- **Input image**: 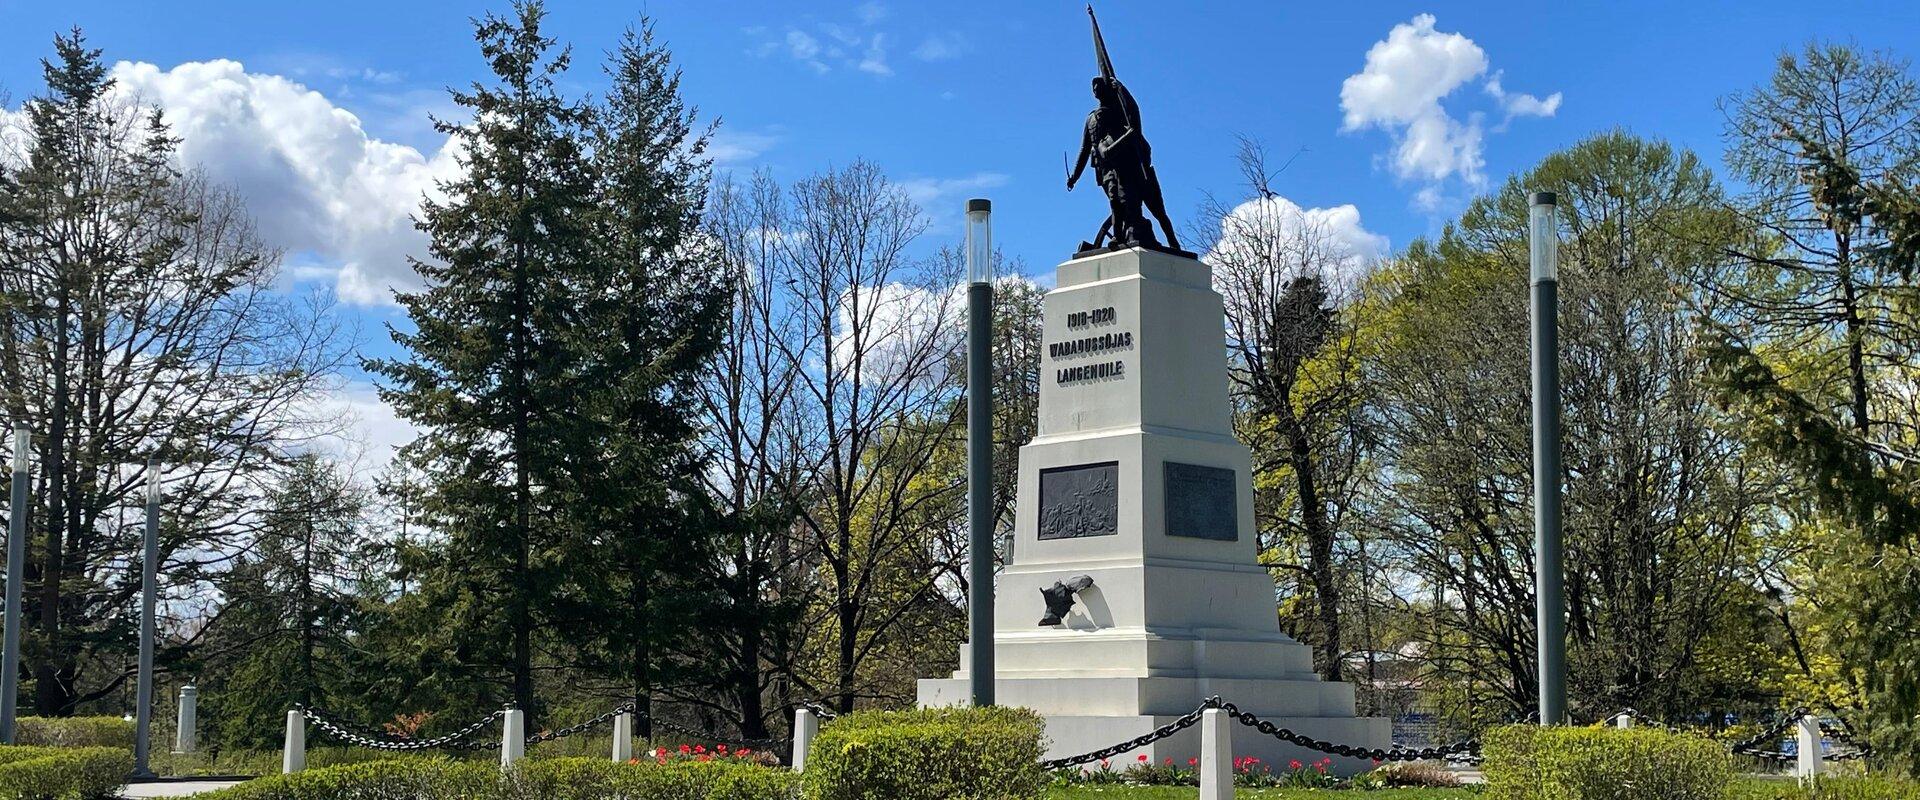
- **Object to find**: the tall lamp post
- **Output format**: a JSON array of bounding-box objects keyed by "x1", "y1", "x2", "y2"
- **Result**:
[
  {"x1": 964, "y1": 198, "x2": 995, "y2": 707},
  {"x1": 133, "y1": 462, "x2": 159, "y2": 778},
  {"x1": 1, "y1": 426, "x2": 27, "y2": 744},
  {"x1": 1529, "y1": 191, "x2": 1566, "y2": 724}
]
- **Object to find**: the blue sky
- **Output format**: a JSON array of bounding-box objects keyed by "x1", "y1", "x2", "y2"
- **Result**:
[{"x1": 2, "y1": 0, "x2": 1916, "y2": 462}]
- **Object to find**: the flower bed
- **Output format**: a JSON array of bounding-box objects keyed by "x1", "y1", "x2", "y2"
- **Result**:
[{"x1": 1054, "y1": 752, "x2": 1437, "y2": 790}]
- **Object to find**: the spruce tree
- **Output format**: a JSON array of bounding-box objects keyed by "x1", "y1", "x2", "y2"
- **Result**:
[
  {"x1": 368, "y1": 0, "x2": 599, "y2": 716},
  {"x1": 564, "y1": 21, "x2": 730, "y2": 734}
]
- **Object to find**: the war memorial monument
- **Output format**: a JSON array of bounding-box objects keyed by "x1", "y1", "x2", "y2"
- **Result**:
[{"x1": 917, "y1": 7, "x2": 1390, "y2": 771}]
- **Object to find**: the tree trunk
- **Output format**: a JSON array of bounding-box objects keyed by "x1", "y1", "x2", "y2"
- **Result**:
[
  {"x1": 299, "y1": 514, "x2": 315, "y2": 707},
  {"x1": 1285, "y1": 406, "x2": 1341, "y2": 682},
  {"x1": 835, "y1": 549, "x2": 857, "y2": 714},
  {"x1": 632, "y1": 568, "x2": 651, "y2": 739},
  {"x1": 34, "y1": 284, "x2": 70, "y2": 717}
]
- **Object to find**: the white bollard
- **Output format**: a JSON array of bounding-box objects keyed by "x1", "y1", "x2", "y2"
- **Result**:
[
  {"x1": 791, "y1": 708, "x2": 819, "y2": 772},
  {"x1": 611, "y1": 711, "x2": 633, "y2": 762},
  {"x1": 282, "y1": 709, "x2": 305, "y2": 774},
  {"x1": 1796, "y1": 714, "x2": 1822, "y2": 780},
  {"x1": 501, "y1": 708, "x2": 525, "y2": 767},
  {"x1": 1614, "y1": 712, "x2": 1632, "y2": 729},
  {"x1": 1200, "y1": 708, "x2": 1234, "y2": 800},
  {"x1": 173, "y1": 685, "x2": 197, "y2": 753}
]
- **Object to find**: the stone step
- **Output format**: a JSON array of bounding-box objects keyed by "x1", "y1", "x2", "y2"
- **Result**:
[
  {"x1": 951, "y1": 632, "x2": 1318, "y2": 681},
  {"x1": 1040, "y1": 713, "x2": 1393, "y2": 777},
  {"x1": 919, "y1": 675, "x2": 1359, "y2": 717}
]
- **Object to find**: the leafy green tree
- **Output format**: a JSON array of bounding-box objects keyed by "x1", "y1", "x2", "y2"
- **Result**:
[
  {"x1": 367, "y1": 0, "x2": 601, "y2": 718},
  {"x1": 1362, "y1": 133, "x2": 1779, "y2": 721},
  {"x1": 1710, "y1": 42, "x2": 1920, "y2": 773}
]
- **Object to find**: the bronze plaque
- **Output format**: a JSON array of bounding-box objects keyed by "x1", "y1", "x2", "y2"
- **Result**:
[
  {"x1": 1038, "y1": 462, "x2": 1119, "y2": 540},
  {"x1": 1164, "y1": 462, "x2": 1237, "y2": 541}
]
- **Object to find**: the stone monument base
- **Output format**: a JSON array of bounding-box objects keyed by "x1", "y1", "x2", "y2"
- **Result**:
[
  {"x1": 918, "y1": 674, "x2": 1391, "y2": 775},
  {"x1": 917, "y1": 630, "x2": 1392, "y2": 775}
]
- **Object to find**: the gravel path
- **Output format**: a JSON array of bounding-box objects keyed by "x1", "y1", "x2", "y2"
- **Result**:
[{"x1": 121, "y1": 779, "x2": 247, "y2": 798}]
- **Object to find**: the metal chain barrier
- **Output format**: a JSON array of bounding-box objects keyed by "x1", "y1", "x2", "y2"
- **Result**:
[
  {"x1": 1818, "y1": 719, "x2": 1874, "y2": 760},
  {"x1": 1039, "y1": 698, "x2": 1216, "y2": 770},
  {"x1": 524, "y1": 702, "x2": 635, "y2": 746},
  {"x1": 1728, "y1": 707, "x2": 1810, "y2": 758},
  {"x1": 1216, "y1": 699, "x2": 1482, "y2": 764},
  {"x1": 301, "y1": 697, "x2": 854, "y2": 756},
  {"x1": 304, "y1": 706, "x2": 505, "y2": 752}
]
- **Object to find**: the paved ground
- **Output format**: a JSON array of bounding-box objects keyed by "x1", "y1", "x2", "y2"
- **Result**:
[{"x1": 120, "y1": 779, "x2": 247, "y2": 798}]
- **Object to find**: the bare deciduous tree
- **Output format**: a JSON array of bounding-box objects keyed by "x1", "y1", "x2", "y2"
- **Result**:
[
  {"x1": 0, "y1": 32, "x2": 347, "y2": 715},
  {"x1": 1197, "y1": 138, "x2": 1373, "y2": 681}
]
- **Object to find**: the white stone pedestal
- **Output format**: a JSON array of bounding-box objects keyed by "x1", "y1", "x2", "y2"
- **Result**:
[{"x1": 918, "y1": 247, "x2": 1389, "y2": 773}]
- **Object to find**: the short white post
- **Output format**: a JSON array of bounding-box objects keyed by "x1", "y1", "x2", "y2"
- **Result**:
[
  {"x1": 611, "y1": 711, "x2": 633, "y2": 762},
  {"x1": 1200, "y1": 708, "x2": 1234, "y2": 800},
  {"x1": 1796, "y1": 713, "x2": 1822, "y2": 780},
  {"x1": 1614, "y1": 712, "x2": 1632, "y2": 729},
  {"x1": 501, "y1": 708, "x2": 525, "y2": 767},
  {"x1": 791, "y1": 708, "x2": 819, "y2": 772},
  {"x1": 281, "y1": 709, "x2": 305, "y2": 774},
  {"x1": 173, "y1": 685, "x2": 198, "y2": 753}
]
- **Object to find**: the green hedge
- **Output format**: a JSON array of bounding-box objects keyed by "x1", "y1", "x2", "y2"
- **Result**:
[
  {"x1": 499, "y1": 757, "x2": 798, "y2": 799},
  {"x1": 1733, "y1": 776, "x2": 1920, "y2": 800},
  {"x1": 802, "y1": 706, "x2": 1046, "y2": 800},
  {"x1": 196, "y1": 756, "x2": 797, "y2": 800},
  {"x1": 192, "y1": 759, "x2": 491, "y2": 800},
  {"x1": 12, "y1": 718, "x2": 134, "y2": 750},
  {"x1": 0, "y1": 745, "x2": 134, "y2": 800},
  {"x1": 1484, "y1": 725, "x2": 1733, "y2": 800}
]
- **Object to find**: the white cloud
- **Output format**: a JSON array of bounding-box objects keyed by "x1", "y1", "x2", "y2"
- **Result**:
[
  {"x1": 708, "y1": 127, "x2": 781, "y2": 165},
  {"x1": 897, "y1": 172, "x2": 1009, "y2": 213},
  {"x1": 1485, "y1": 70, "x2": 1562, "y2": 125},
  {"x1": 312, "y1": 380, "x2": 420, "y2": 476},
  {"x1": 1203, "y1": 194, "x2": 1388, "y2": 293},
  {"x1": 785, "y1": 30, "x2": 829, "y2": 73},
  {"x1": 105, "y1": 59, "x2": 458, "y2": 305},
  {"x1": 1339, "y1": 15, "x2": 1559, "y2": 204},
  {"x1": 858, "y1": 33, "x2": 893, "y2": 77},
  {"x1": 754, "y1": 10, "x2": 900, "y2": 78},
  {"x1": 830, "y1": 281, "x2": 959, "y2": 384},
  {"x1": 913, "y1": 33, "x2": 966, "y2": 62}
]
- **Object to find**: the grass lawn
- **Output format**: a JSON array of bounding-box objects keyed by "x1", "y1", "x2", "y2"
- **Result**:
[{"x1": 1045, "y1": 787, "x2": 1478, "y2": 800}]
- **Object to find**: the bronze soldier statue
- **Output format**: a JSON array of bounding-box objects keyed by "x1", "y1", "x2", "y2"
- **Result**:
[{"x1": 1067, "y1": 5, "x2": 1185, "y2": 256}]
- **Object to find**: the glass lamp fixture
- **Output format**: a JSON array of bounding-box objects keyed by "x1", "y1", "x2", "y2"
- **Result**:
[
  {"x1": 965, "y1": 198, "x2": 992, "y2": 285},
  {"x1": 1529, "y1": 191, "x2": 1558, "y2": 283}
]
